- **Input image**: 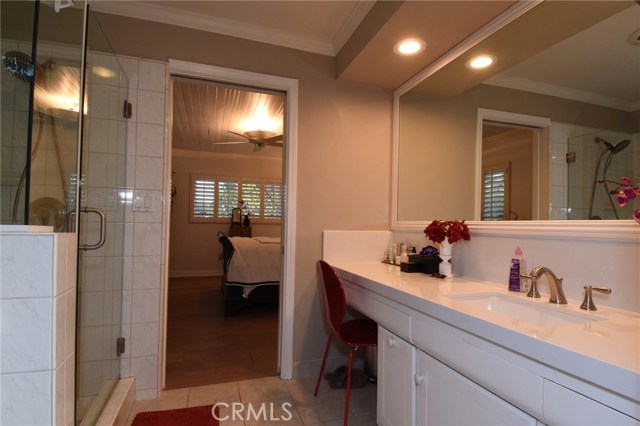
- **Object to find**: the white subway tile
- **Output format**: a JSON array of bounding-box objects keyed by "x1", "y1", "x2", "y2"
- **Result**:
[
  {"x1": 130, "y1": 356, "x2": 158, "y2": 391},
  {"x1": 130, "y1": 322, "x2": 159, "y2": 358},
  {"x1": 54, "y1": 294, "x2": 66, "y2": 368},
  {"x1": 0, "y1": 371, "x2": 52, "y2": 425},
  {"x1": 117, "y1": 56, "x2": 139, "y2": 89},
  {"x1": 131, "y1": 289, "x2": 160, "y2": 324},
  {"x1": 132, "y1": 256, "x2": 161, "y2": 289},
  {"x1": 136, "y1": 90, "x2": 165, "y2": 125},
  {"x1": 138, "y1": 61, "x2": 167, "y2": 92},
  {"x1": 134, "y1": 156, "x2": 163, "y2": 190},
  {"x1": 0, "y1": 298, "x2": 53, "y2": 373},
  {"x1": 1, "y1": 234, "x2": 54, "y2": 298},
  {"x1": 133, "y1": 223, "x2": 162, "y2": 256},
  {"x1": 136, "y1": 123, "x2": 164, "y2": 158}
]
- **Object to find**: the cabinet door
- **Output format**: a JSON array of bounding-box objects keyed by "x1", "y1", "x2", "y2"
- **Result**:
[
  {"x1": 377, "y1": 326, "x2": 415, "y2": 426},
  {"x1": 416, "y1": 350, "x2": 537, "y2": 426}
]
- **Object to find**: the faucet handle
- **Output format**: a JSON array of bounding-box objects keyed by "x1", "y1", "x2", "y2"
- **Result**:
[
  {"x1": 520, "y1": 274, "x2": 540, "y2": 298},
  {"x1": 580, "y1": 285, "x2": 612, "y2": 311}
]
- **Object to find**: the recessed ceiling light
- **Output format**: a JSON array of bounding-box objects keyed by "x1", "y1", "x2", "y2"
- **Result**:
[
  {"x1": 467, "y1": 55, "x2": 497, "y2": 69},
  {"x1": 394, "y1": 38, "x2": 426, "y2": 56}
]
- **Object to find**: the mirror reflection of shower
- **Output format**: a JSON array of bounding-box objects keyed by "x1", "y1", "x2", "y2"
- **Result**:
[
  {"x1": 589, "y1": 137, "x2": 631, "y2": 220},
  {"x1": 567, "y1": 129, "x2": 638, "y2": 220},
  {"x1": 2, "y1": 50, "x2": 81, "y2": 230}
]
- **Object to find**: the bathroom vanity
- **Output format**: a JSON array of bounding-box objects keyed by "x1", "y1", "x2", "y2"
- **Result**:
[{"x1": 322, "y1": 232, "x2": 640, "y2": 426}]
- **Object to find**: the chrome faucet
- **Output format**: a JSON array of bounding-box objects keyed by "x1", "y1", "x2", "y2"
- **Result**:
[{"x1": 523, "y1": 266, "x2": 567, "y2": 304}]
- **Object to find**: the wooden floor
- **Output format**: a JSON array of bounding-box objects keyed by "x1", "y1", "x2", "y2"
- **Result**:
[{"x1": 165, "y1": 276, "x2": 279, "y2": 389}]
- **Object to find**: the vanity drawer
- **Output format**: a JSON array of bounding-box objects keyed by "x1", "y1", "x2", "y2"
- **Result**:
[
  {"x1": 412, "y1": 312, "x2": 544, "y2": 421},
  {"x1": 343, "y1": 282, "x2": 411, "y2": 341},
  {"x1": 543, "y1": 380, "x2": 639, "y2": 425}
]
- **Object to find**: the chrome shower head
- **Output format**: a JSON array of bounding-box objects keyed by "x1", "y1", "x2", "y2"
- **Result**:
[
  {"x1": 611, "y1": 139, "x2": 631, "y2": 154},
  {"x1": 2, "y1": 51, "x2": 36, "y2": 82}
]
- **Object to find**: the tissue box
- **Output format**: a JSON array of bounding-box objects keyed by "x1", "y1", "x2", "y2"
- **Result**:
[{"x1": 400, "y1": 254, "x2": 441, "y2": 274}]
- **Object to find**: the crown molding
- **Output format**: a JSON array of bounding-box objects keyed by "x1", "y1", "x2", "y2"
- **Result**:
[
  {"x1": 485, "y1": 75, "x2": 636, "y2": 112},
  {"x1": 89, "y1": 1, "x2": 336, "y2": 56},
  {"x1": 332, "y1": 1, "x2": 375, "y2": 53}
]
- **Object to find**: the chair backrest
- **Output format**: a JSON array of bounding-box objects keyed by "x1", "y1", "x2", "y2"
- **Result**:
[{"x1": 316, "y1": 260, "x2": 347, "y2": 337}]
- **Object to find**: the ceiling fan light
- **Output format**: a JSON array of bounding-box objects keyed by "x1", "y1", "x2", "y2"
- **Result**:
[{"x1": 244, "y1": 130, "x2": 276, "y2": 140}]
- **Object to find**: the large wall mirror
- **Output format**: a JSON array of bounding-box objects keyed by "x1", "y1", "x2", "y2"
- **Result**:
[{"x1": 393, "y1": 0, "x2": 639, "y2": 237}]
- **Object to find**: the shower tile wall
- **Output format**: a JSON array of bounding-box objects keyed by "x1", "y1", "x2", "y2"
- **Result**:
[
  {"x1": 118, "y1": 56, "x2": 167, "y2": 401},
  {"x1": 0, "y1": 227, "x2": 77, "y2": 426},
  {"x1": 77, "y1": 54, "x2": 167, "y2": 411}
]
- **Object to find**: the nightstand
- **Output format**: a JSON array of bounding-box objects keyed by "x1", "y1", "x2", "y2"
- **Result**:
[{"x1": 229, "y1": 224, "x2": 252, "y2": 237}]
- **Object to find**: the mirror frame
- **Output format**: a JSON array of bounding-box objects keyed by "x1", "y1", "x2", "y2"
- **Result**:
[{"x1": 391, "y1": 0, "x2": 639, "y2": 242}]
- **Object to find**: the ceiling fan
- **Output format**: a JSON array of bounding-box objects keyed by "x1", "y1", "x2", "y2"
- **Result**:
[{"x1": 214, "y1": 130, "x2": 284, "y2": 151}]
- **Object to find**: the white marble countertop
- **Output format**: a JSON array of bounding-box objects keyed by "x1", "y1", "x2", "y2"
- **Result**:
[{"x1": 331, "y1": 261, "x2": 640, "y2": 402}]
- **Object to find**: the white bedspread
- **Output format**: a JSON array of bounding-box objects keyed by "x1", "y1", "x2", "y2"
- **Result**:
[{"x1": 226, "y1": 237, "x2": 281, "y2": 288}]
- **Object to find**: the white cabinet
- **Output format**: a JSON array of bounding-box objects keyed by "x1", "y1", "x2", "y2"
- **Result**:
[
  {"x1": 377, "y1": 326, "x2": 415, "y2": 426},
  {"x1": 415, "y1": 350, "x2": 536, "y2": 426}
]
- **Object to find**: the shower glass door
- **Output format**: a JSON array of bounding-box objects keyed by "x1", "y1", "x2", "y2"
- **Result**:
[
  {"x1": 1, "y1": 0, "x2": 84, "y2": 229},
  {"x1": 75, "y1": 10, "x2": 129, "y2": 425}
]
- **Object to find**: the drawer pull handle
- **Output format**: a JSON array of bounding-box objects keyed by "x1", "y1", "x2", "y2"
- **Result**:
[
  {"x1": 414, "y1": 374, "x2": 424, "y2": 386},
  {"x1": 387, "y1": 337, "x2": 395, "y2": 348}
]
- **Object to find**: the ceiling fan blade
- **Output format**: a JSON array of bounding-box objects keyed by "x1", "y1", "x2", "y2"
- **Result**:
[
  {"x1": 213, "y1": 141, "x2": 249, "y2": 145},
  {"x1": 263, "y1": 134, "x2": 284, "y2": 144},
  {"x1": 228, "y1": 130, "x2": 250, "y2": 140}
]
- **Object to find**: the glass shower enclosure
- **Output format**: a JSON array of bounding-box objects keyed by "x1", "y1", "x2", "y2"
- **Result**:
[
  {"x1": 1, "y1": 2, "x2": 129, "y2": 424},
  {"x1": 567, "y1": 130, "x2": 638, "y2": 220}
]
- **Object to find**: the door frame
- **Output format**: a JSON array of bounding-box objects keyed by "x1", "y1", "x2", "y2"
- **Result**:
[{"x1": 160, "y1": 59, "x2": 297, "y2": 387}]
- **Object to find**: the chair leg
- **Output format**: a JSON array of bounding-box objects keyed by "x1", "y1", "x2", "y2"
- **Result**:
[
  {"x1": 343, "y1": 346, "x2": 355, "y2": 426},
  {"x1": 314, "y1": 334, "x2": 333, "y2": 397}
]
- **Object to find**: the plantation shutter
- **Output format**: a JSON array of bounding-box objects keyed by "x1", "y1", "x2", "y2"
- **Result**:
[
  {"x1": 192, "y1": 178, "x2": 215, "y2": 218},
  {"x1": 217, "y1": 179, "x2": 239, "y2": 218},
  {"x1": 263, "y1": 183, "x2": 283, "y2": 219},
  {"x1": 482, "y1": 163, "x2": 510, "y2": 221},
  {"x1": 241, "y1": 181, "x2": 261, "y2": 216}
]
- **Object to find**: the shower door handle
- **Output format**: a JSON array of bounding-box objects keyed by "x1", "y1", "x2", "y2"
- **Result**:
[{"x1": 80, "y1": 207, "x2": 107, "y2": 251}]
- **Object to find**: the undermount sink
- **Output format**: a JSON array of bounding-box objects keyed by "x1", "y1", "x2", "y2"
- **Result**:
[{"x1": 447, "y1": 293, "x2": 605, "y2": 327}]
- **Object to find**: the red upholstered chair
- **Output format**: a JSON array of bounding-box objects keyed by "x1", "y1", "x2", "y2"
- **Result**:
[{"x1": 314, "y1": 260, "x2": 377, "y2": 426}]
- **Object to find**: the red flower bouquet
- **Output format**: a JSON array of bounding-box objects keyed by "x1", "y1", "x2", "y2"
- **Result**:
[{"x1": 424, "y1": 220, "x2": 471, "y2": 244}]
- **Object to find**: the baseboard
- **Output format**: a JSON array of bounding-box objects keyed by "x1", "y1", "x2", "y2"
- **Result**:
[{"x1": 169, "y1": 269, "x2": 222, "y2": 278}]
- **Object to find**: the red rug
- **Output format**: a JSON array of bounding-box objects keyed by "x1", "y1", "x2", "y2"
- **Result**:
[{"x1": 132, "y1": 405, "x2": 219, "y2": 426}]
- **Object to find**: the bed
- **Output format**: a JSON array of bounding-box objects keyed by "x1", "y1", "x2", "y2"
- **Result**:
[{"x1": 217, "y1": 232, "x2": 281, "y2": 316}]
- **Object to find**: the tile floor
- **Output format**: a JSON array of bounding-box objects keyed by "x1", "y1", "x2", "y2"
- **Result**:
[{"x1": 125, "y1": 376, "x2": 377, "y2": 426}]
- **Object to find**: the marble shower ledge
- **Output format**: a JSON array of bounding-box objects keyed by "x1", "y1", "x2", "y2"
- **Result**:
[{"x1": 0, "y1": 225, "x2": 54, "y2": 233}]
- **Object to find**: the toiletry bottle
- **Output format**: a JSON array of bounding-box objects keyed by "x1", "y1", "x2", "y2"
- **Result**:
[
  {"x1": 508, "y1": 247, "x2": 523, "y2": 292},
  {"x1": 400, "y1": 246, "x2": 409, "y2": 264},
  {"x1": 518, "y1": 248, "x2": 528, "y2": 293}
]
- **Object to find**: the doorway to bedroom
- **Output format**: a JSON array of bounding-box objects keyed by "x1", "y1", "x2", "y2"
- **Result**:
[{"x1": 165, "y1": 76, "x2": 285, "y2": 389}]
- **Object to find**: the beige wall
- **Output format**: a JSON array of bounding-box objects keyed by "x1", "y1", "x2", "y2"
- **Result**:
[
  {"x1": 169, "y1": 149, "x2": 282, "y2": 277},
  {"x1": 94, "y1": 13, "x2": 392, "y2": 374}
]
